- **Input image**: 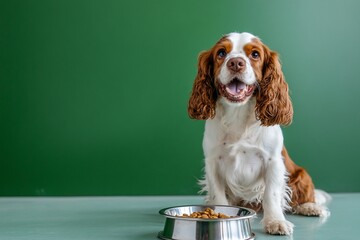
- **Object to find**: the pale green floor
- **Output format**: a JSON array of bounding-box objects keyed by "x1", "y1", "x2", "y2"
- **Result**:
[{"x1": 0, "y1": 193, "x2": 359, "y2": 240}]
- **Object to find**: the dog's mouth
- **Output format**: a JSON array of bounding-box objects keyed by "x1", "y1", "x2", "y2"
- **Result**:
[{"x1": 218, "y1": 78, "x2": 255, "y2": 103}]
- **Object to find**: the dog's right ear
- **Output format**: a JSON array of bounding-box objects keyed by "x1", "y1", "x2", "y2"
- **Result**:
[
  {"x1": 255, "y1": 48, "x2": 293, "y2": 126},
  {"x1": 188, "y1": 50, "x2": 217, "y2": 120}
]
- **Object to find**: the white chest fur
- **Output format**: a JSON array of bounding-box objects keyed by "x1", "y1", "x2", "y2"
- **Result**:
[{"x1": 202, "y1": 98, "x2": 284, "y2": 203}]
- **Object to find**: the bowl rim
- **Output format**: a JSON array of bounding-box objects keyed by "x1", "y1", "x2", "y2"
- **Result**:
[{"x1": 158, "y1": 204, "x2": 256, "y2": 222}]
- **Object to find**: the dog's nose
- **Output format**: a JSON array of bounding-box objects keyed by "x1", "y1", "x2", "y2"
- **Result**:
[{"x1": 227, "y1": 57, "x2": 246, "y2": 72}]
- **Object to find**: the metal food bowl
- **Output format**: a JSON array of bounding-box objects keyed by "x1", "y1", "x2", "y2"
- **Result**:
[{"x1": 158, "y1": 205, "x2": 256, "y2": 240}]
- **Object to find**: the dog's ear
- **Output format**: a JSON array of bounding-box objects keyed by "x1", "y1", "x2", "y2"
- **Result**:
[
  {"x1": 255, "y1": 48, "x2": 293, "y2": 126},
  {"x1": 188, "y1": 50, "x2": 217, "y2": 120}
]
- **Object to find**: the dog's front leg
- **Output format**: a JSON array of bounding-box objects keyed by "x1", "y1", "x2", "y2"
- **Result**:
[
  {"x1": 203, "y1": 158, "x2": 229, "y2": 205},
  {"x1": 262, "y1": 159, "x2": 294, "y2": 235}
]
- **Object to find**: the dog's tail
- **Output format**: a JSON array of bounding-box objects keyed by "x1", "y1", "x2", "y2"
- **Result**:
[{"x1": 315, "y1": 189, "x2": 332, "y2": 206}]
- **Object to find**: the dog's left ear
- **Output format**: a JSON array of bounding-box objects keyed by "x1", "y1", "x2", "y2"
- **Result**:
[
  {"x1": 255, "y1": 48, "x2": 293, "y2": 126},
  {"x1": 188, "y1": 50, "x2": 217, "y2": 120}
]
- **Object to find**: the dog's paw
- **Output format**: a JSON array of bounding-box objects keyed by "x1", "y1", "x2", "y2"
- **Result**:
[
  {"x1": 263, "y1": 219, "x2": 294, "y2": 235},
  {"x1": 293, "y1": 202, "x2": 330, "y2": 217},
  {"x1": 204, "y1": 194, "x2": 229, "y2": 206}
]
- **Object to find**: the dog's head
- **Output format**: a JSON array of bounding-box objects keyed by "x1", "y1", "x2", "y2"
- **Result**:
[{"x1": 188, "y1": 32, "x2": 293, "y2": 126}]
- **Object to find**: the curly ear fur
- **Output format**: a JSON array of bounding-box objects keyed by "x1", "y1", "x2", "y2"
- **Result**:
[
  {"x1": 255, "y1": 49, "x2": 293, "y2": 126},
  {"x1": 188, "y1": 50, "x2": 217, "y2": 120}
]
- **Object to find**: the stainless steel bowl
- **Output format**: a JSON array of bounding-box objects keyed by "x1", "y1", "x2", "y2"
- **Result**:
[{"x1": 158, "y1": 205, "x2": 256, "y2": 240}]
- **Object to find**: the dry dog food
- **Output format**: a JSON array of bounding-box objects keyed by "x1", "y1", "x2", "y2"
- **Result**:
[{"x1": 178, "y1": 208, "x2": 234, "y2": 219}]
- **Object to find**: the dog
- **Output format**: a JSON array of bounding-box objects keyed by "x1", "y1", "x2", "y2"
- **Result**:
[{"x1": 188, "y1": 32, "x2": 330, "y2": 235}]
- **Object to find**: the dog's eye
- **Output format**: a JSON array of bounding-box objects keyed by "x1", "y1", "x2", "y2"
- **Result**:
[
  {"x1": 217, "y1": 49, "x2": 227, "y2": 59},
  {"x1": 250, "y1": 50, "x2": 260, "y2": 59}
]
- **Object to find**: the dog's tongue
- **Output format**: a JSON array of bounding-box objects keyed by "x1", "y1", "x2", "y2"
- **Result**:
[{"x1": 227, "y1": 80, "x2": 246, "y2": 95}]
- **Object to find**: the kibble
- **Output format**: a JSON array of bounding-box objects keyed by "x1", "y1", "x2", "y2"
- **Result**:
[{"x1": 177, "y1": 208, "x2": 234, "y2": 219}]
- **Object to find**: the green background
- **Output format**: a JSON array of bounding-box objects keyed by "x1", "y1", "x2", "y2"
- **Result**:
[{"x1": 1, "y1": 0, "x2": 359, "y2": 196}]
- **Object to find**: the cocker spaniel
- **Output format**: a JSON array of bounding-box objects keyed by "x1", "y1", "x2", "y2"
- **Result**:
[{"x1": 188, "y1": 32, "x2": 330, "y2": 235}]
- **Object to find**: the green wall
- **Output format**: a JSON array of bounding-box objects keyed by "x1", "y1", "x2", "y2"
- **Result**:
[{"x1": 1, "y1": 0, "x2": 359, "y2": 196}]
